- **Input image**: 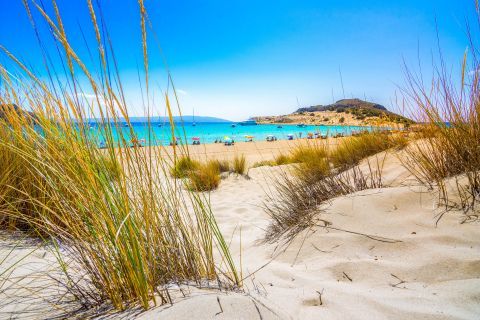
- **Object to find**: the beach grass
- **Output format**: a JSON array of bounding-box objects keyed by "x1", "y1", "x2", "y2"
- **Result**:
[
  {"x1": 212, "y1": 159, "x2": 231, "y2": 173},
  {"x1": 263, "y1": 134, "x2": 398, "y2": 242},
  {"x1": 331, "y1": 131, "x2": 407, "y2": 168},
  {"x1": 401, "y1": 24, "x2": 480, "y2": 217},
  {"x1": 0, "y1": 0, "x2": 239, "y2": 312},
  {"x1": 232, "y1": 154, "x2": 247, "y2": 175},
  {"x1": 188, "y1": 160, "x2": 222, "y2": 191},
  {"x1": 171, "y1": 156, "x2": 201, "y2": 178}
]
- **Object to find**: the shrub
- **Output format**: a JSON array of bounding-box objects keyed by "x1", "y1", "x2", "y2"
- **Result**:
[
  {"x1": 232, "y1": 155, "x2": 247, "y2": 175},
  {"x1": 188, "y1": 161, "x2": 221, "y2": 191},
  {"x1": 216, "y1": 159, "x2": 231, "y2": 173},
  {"x1": 274, "y1": 153, "x2": 293, "y2": 165},
  {"x1": 339, "y1": 116, "x2": 345, "y2": 123},
  {"x1": 170, "y1": 156, "x2": 200, "y2": 178}
]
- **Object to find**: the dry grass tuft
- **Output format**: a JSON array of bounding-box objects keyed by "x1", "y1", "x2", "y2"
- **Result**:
[
  {"x1": 171, "y1": 156, "x2": 200, "y2": 178},
  {"x1": 232, "y1": 155, "x2": 247, "y2": 175},
  {"x1": 274, "y1": 153, "x2": 293, "y2": 165},
  {"x1": 214, "y1": 159, "x2": 231, "y2": 173},
  {"x1": 188, "y1": 161, "x2": 221, "y2": 191}
]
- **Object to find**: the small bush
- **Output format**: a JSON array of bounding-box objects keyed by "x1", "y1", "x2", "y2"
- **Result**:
[
  {"x1": 339, "y1": 116, "x2": 345, "y2": 123},
  {"x1": 188, "y1": 161, "x2": 221, "y2": 191},
  {"x1": 233, "y1": 155, "x2": 247, "y2": 175},
  {"x1": 274, "y1": 154, "x2": 293, "y2": 165},
  {"x1": 208, "y1": 159, "x2": 231, "y2": 173},
  {"x1": 170, "y1": 156, "x2": 200, "y2": 178}
]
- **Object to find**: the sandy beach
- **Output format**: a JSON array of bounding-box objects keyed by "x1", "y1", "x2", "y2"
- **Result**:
[
  {"x1": 1, "y1": 1, "x2": 478, "y2": 318},
  {"x1": 157, "y1": 138, "x2": 346, "y2": 165},
  {"x1": 1, "y1": 145, "x2": 479, "y2": 320}
]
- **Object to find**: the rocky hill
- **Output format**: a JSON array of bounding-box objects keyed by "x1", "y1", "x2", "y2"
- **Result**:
[{"x1": 255, "y1": 99, "x2": 413, "y2": 127}]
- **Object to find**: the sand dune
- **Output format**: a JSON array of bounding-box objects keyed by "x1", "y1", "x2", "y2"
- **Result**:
[{"x1": 1, "y1": 150, "x2": 479, "y2": 319}]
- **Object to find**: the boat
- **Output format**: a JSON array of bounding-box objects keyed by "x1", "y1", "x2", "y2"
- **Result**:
[
  {"x1": 296, "y1": 123, "x2": 306, "y2": 128},
  {"x1": 192, "y1": 108, "x2": 196, "y2": 126},
  {"x1": 277, "y1": 125, "x2": 283, "y2": 129},
  {"x1": 231, "y1": 124, "x2": 237, "y2": 128},
  {"x1": 239, "y1": 118, "x2": 257, "y2": 126}
]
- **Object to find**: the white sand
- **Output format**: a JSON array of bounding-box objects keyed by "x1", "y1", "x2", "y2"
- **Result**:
[{"x1": 1, "y1": 150, "x2": 479, "y2": 319}]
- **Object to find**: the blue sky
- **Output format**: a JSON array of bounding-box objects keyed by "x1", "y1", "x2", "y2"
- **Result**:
[{"x1": 0, "y1": 0, "x2": 473, "y2": 120}]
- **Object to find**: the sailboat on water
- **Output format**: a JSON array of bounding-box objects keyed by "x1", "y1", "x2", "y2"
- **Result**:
[{"x1": 192, "y1": 108, "x2": 196, "y2": 126}]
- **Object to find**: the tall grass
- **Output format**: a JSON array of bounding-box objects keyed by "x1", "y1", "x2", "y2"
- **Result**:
[
  {"x1": 263, "y1": 133, "x2": 400, "y2": 242},
  {"x1": 400, "y1": 3, "x2": 480, "y2": 218},
  {"x1": 170, "y1": 156, "x2": 200, "y2": 178},
  {"x1": 331, "y1": 131, "x2": 407, "y2": 168},
  {"x1": 0, "y1": 0, "x2": 238, "y2": 312},
  {"x1": 232, "y1": 154, "x2": 247, "y2": 175},
  {"x1": 188, "y1": 160, "x2": 221, "y2": 191}
]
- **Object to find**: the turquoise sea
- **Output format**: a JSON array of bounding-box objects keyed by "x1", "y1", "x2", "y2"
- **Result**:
[{"x1": 87, "y1": 122, "x2": 372, "y2": 147}]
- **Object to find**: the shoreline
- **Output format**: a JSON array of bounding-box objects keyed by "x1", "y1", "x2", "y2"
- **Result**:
[{"x1": 138, "y1": 137, "x2": 348, "y2": 165}]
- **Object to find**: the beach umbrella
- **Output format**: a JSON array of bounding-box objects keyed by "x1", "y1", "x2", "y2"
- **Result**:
[{"x1": 192, "y1": 137, "x2": 200, "y2": 141}]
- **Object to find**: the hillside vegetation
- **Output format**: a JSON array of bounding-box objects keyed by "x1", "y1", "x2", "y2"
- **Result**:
[{"x1": 255, "y1": 98, "x2": 414, "y2": 127}]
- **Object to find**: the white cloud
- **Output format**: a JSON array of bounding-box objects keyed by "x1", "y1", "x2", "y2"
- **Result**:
[
  {"x1": 176, "y1": 89, "x2": 188, "y2": 96},
  {"x1": 76, "y1": 93, "x2": 105, "y2": 103}
]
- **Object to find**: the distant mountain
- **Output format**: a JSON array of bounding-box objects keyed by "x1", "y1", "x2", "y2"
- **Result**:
[
  {"x1": 128, "y1": 115, "x2": 232, "y2": 123},
  {"x1": 296, "y1": 99, "x2": 387, "y2": 113},
  {"x1": 255, "y1": 98, "x2": 414, "y2": 127}
]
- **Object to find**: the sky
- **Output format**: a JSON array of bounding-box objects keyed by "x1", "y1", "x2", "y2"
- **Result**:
[{"x1": 0, "y1": 0, "x2": 474, "y2": 121}]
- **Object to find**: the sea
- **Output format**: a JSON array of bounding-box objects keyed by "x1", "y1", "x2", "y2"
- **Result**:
[{"x1": 85, "y1": 122, "x2": 372, "y2": 147}]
